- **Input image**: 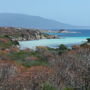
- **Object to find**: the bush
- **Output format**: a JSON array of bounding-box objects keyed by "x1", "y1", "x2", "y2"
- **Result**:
[
  {"x1": 59, "y1": 44, "x2": 68, "y2": 50},
  {"x1": 21, "y1": 60, "x2": 48, "y2": 67},
  {"x1": 58, "y1": 44, "x2": 68, "y2": 54},
  {"x1": 87, "y1": 38, "x2": 90, "y2": 43},
  {"x1": 64, "y1": 87, "x2": 81, "y2": 90},
  {"x1": 8, "y1": 50, "x2": 49, "y2": 67},
  {"x1": 0, "y1": 35, "x2": 18, "y2": 48},
  {"x1": 64, "y1": 87, "x2": 74, "y2": 90},
  {"x1": 4, "y1": 35, "x2": 10, "y2": 38},
  {"x1": 12, "y1": 40, "x2": 19, "y2": 46},
  {"x1": 42, "y1": 82, "x2": 56, "y2": 90},
  {"x1": 0, "y1": 39, "x2": 13, "y2": 48}
]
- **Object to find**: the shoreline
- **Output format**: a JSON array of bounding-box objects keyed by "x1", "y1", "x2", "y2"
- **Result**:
[{"x1": 19, "y1": 37, "x2": 88, "y2": 50}]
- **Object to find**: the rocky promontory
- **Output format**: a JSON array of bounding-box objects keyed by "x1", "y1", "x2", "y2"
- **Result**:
[
  {"x1": 0, "y1": 27, "x2": 57, "y2": 41},
  {"x1": 58, "y1": 29, "x2": 80, "y2": 33}
]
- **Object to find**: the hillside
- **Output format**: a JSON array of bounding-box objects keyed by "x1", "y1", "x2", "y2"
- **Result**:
[
  {"x1": 0, "y1": 13, "x2": 90, "y2": 30},
  {"x1": 0, "y1": 34, "x2": 90, "y2": 90}
]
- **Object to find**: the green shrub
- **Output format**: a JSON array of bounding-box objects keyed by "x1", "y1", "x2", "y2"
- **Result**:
[
  {"x1": 64, "y1": 87, "x2": 74, "y2": 90},
  {"x1": 4, "y1": 35, "x2": 10, "y2": 38},
  {"x1": 0, "y1": 40, "x2": 13, "y2": 48},
  {"x1": 58, "y1": 50, "x2": 66, "y2": 54},
  {"x1": 0, "y1": 35, "x2": 16, "y2": 48},
  {"x1": 21, "y1": 60, "x2": 48, "y2": 67},
  {"x1": 64, "y1": 87, "x2": 81, "y2": 90},
  {"x1": 58, "y1": 44, "x2": 68, "y2": 54},
  {"x1": 42, "y1": 82, "x2": 56, "y2": 90},
  {"x1": 8, "y1": 51, "x2": 45, "y2": 61},
  {"x1": 87, "y1": 38, "x2": 90, "y2": 43},
  {"x1": 12, "y1": 40, "x2": 19, "y2": 46},
  {"x1": 59, "y1": 44, "x2": 68, "y2": 50},
  {"x1": 8, "y1": 50, "x2": 49, "y2": 67}
]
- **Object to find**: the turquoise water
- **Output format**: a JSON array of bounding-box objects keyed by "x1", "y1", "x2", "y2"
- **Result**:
[
  {"x1": 19, "y1": 30, "x2": 90, "y2": 50},
  {"x1": 19, "y1": 37, "x2": 89, "y2": 50}
]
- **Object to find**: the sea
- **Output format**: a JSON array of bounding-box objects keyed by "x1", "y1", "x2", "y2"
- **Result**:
[{"x1": 19, "y1": 30, "x2": 90, "y2": 50}]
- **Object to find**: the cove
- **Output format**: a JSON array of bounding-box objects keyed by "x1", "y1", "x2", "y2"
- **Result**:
[{"x1": 19, "y1": 37, "x2": 89, "y2": 50}]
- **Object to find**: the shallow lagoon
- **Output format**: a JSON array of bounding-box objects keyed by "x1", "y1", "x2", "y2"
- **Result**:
[{"x1": 19, "y1": 37, "x2": 89, "y2": 50}]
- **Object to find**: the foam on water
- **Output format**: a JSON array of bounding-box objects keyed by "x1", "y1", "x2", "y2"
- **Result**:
[{"x1": 19, "y1": 37, "x2": 89, "y2": 50}]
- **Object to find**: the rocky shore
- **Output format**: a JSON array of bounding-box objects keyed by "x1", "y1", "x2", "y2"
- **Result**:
[{"x1": 0, "y1": 27, "x2": 57, "y2": 41}]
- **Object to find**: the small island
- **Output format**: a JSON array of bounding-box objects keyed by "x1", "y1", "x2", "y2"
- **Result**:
[{"x1": 58, "y1": 29, "x2": 80, "y2": 33}]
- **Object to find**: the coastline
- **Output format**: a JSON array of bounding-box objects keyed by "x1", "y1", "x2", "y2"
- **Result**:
[{"x1": 19, "y1": 37, "x2": 88, "y2": 50}]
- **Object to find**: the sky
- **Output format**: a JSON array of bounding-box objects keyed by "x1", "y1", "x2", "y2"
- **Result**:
[{"x1": 0, "y1": 0, "x2": 90, "y2": 26}]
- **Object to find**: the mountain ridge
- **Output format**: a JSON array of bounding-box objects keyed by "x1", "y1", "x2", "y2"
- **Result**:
[{"x1": 0, "y1": 13, "x2": 90, "y2": 30}]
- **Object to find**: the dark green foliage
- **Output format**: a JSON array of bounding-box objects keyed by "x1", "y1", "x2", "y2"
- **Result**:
[
  {"x1": 8, "y1": 51, "x2": 44, "y2": 60},
  {"x1": 58, "y1": 44, "x2": 68, "y2": 54},
  {"x1": 59, "y1": 44, "x2": 68, "y2": 50},
  {"x1": 4, "y1": 35, "x2": 10, "y2": 38},
  {"x1": 8, "y1": 51, "x2": 30, "y2": 60},
  {"x1": 21, "y1": 60, "x2": 48, "y2": 67},
  {"x1": 64, "y1": 87, "x2": 74, "y2": 90},
  {"x1": 64, "y1": 87, "x2": 82, "y2": 90},
  {"x1": 0, "y1": 42, "x2": 12, "y2": 48},
  {"x1": 42, "y1": 82, "x2": 56, "y2": 90},
  {"x1": 0, "y1": 35, "x2": 19, "y2": 48},
  {"x1": 12, "y1": 40, "x2": 19, "y2": 46},
  {"x1": 0, "y1": 40, "x2": 13, "y2": 49},
  {"x1": 80, "y1": 38, "x2": 90, "y2": 47},
  {"x1": 8, "y1": 50, "x2": 49, "y2": 67},
  {"x1": 87, "y1": 38, "x2": 90, "y2": 43}
]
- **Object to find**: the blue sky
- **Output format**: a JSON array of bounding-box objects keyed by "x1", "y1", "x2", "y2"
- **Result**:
[{"x1": 0, "y1": 0, "x2": 90, "y2": 26}]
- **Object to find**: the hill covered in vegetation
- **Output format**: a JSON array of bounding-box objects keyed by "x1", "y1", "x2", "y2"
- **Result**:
[{"x1": 0, "y1": 28, "x2": 90, "y2": 90}]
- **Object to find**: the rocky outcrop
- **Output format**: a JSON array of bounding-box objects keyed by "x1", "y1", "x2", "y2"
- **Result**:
[
  {"x1": 0, "y1": 27, "x2": 57, "y2": 41},
  {"x1": 58, "y1": 29, "x2": 80, "y2": 33}
]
